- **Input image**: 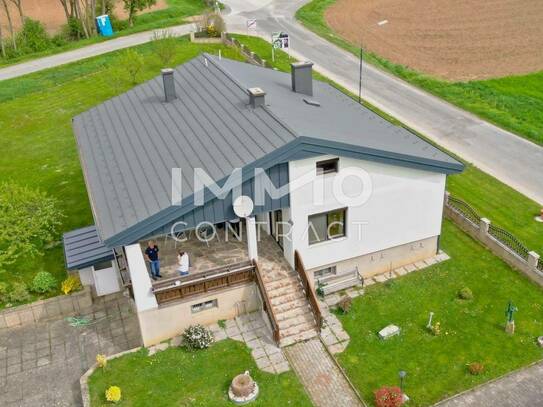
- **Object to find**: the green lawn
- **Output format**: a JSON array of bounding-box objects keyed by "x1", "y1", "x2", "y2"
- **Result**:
[
  {"x1": 0, "y1": 36, "x2": 247, "y2": 305},
  {"x1": 88, "y1": 339, "x2": 312, "y2": 406},
  {"x1": 296, "y1": 0, "x2": 543, "y2": 146},
  {"x1": 337, "y1": 219, "x2": 543, "y2": 406},
  {"x1": 0, "y1": 0, "x2": 207, "y2": 68}
]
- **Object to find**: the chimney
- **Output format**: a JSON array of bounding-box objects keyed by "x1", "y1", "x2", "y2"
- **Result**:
[
  {"x1": 161, "y1": 68, "x2": 176, "y2": 102},
  {"x1": 291, "y1": 61, "x2": 313, "y2": 96},
  {"x1": 248, "y1": 87, "x2": 266, "y2": 108}
]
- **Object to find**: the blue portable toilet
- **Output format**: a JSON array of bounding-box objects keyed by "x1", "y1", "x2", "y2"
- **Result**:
[{"x1": 96, "y1": 15, "x2": 114, "y2": 37}]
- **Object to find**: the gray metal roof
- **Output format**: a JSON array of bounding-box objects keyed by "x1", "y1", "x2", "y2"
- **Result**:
[
  {"x1": 73, "y1": 53, "x2": 463, "y2": 247},
  {"x1": 63, "y1": 225, "x2": 114, "y2": 270}
]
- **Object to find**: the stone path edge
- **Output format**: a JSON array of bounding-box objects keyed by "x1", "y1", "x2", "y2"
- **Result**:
[
  {"x1": 80, "y1": 347, "x2": 142, "y2": 407},
  {"x1": 433, "y1": 358, "x2": 543, "y2": 406}
]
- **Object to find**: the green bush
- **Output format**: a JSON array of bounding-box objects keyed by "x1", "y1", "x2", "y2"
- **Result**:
[
  {"x1": 60, "y1": 17, "x2": 85, "y2": 41},
  {"x1": 458, "y1": 287, "x2": 474, "y2": 300},
  {"x1": 31, "y1": 271, "x2": 57, "y2": 293},
  {"x1": 8, "y1": 282, "x2": 31, "y2": 304},
  {"x1": 0, "y1": 282, "x2": 8, "y2": 303},
  {"x1": 17, "y1": 18, "x2": 51, "y2": 53}
]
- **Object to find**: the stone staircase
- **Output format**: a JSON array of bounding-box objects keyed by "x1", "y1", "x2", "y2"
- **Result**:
[{"x1": 258, "y1": 249, "x2": 318, "y2": 347}]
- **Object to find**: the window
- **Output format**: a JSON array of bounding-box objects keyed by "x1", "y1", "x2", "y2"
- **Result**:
[
  {"x1": 93, "y1": 260, "x2": 113, "y2": 271},
  {"x1": 191, "y1": 299, "x2": 218, "y2": 314},
  {"x1": 316, "y1": 158, "x2": 338, "y2": 175},
  {"x1": 314, "y1": 266, "x2": 337, "y2": 279},
  {"x1": 308, "y1": 208, "x2": 346, "y2": 244}
]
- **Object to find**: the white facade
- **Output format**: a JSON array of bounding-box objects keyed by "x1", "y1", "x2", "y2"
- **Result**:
[{"x1": 284, "y1": 155, "x2": 446, "y2": 271}]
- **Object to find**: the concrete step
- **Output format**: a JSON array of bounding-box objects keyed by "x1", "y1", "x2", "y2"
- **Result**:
[
  {"x1": 270, "y1": 290, "x2": 306, "y2": 307},
  {"x1": 262, "y1": 270, "x2": 298, "y2": 283},
  {"x1": 266, "y1": 283, "x2": 304, "y2": 299},
  {"x1": 280, "y1": 320, "x2": 315, "y2": 339},
  {"x1": 280, "y1": 328, "x2": 318, "y2": 347},
  {"x1": 272, "y1": 298, "x2": 309, "y2": 314},
  {"x1": 277, "y1": 311, "x2": 315, "y2": 330},
  {"x1": 275, "y1": 304, "x2": 311, "y2": 322},
  {"x1": 264, "y1": 275, "x2": 301, "y2": 291}
]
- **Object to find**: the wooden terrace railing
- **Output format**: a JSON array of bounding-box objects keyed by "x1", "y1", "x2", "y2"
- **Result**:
[
  {"x1": 253, "y1": 260, "x2": 281, "y2": 344},
  {"x1": 294, "y1": 250, "x2": 323, "y2": 332},
  {"x1": 152, "y1": 260, "x2": 255, "y2": 305}
]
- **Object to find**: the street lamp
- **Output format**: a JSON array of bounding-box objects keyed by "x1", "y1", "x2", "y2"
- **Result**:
[{"x1": 399, "y1": 370, "x2": 407, "y2": 393}]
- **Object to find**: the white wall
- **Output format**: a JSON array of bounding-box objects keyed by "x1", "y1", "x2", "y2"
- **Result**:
[
  {"x1": 287, "y1": 155, "x2": 446, "y2": 271},
  {"x1": 125, "y1": 243, "x2": 158, "y2": 312}
]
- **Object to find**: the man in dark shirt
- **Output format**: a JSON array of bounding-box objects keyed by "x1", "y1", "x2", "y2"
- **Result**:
[{"x1": 144, "y1": 240, "x2": 162, "y2": 280}]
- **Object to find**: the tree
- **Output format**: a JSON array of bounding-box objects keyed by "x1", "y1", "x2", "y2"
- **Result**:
[
  {"x1": 0, "y1": 13, "x2": 5, "y2": 58},
  {"x1": 1, "y1": 0, "x2": 17, "y2": 51},
  {"x1": 122, "y1": 0, "x2": 156, "y2": 27},
  {"x1": 7, "y1": 0, "x2": 23, "y2": 25},
  {"x1": 0, "y1": 182, "x2": 63, "y2": 274},
  {"x1": 151, "y1": 29, "x2": 178, "y2": 67},
  {"x1": 118, "y1": 48, "x2": 144, "y2": 84}
]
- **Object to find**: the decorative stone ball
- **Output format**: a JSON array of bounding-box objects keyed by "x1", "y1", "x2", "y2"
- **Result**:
[
  {"x1": 537, "y1": 336, "x2": 543, "y2": 348},
  {"x1": 231, "y1": 373, "x2": 255, "y2": 398}
]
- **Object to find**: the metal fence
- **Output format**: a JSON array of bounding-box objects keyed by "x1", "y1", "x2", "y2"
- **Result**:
[
  {"x1": 487, "y1": 224, "x2": 530, "y2": 261},
  {"x1": 447, "y1": 195, "x2": 481, "y2": 226},
  {"x1": 447, "y1": 194, "x2": 533, "y2": 262}
]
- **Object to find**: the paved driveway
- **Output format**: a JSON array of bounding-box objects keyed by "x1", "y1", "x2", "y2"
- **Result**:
[{"x1": 0, "y1": 294, "x2": 141, "y2": 406}]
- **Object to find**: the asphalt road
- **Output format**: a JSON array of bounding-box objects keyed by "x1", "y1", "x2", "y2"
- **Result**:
[
  {"x1": 0, "y1": 0, "x2": 542, "y2": 204},
  {"x1": 223, "y1": 0, "x2": 543, "y2": 205}
]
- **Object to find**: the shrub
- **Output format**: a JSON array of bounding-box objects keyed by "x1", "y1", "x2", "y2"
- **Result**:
[
  {"x1": 60, "y1": 17, "x2": 85, "y2": 41},
  {"x1": 61, "y1": 275, "x2": 82, "y2": 295},
  {"x1": 468, "y1": 362, "x2": 484, "y2": 375},
  {"x1": 118, "y1": 49, "x2": 144, "y2": 84},
  {"x1": 182, "y1": 324, "x2": 214, "y2": 351},
  {"x1": 8, "y1": 282, "x2": 31, "y2": 304},
  {"x1": 374, "y1": 386, "x2": 403, "y2": 407},
  {"x1": 105, "y1": 385, "x2": 121, "y2": 403},
  {"x1": 96, "y1": 354, "x2": 108, "y2": 369},
  {"x1": 17, "y1": 18, "x2": 51, "y2": 53},
  {"x1": 458, "y1": 287, "x2": 473, "y2": 300},
  {"x1": 151, "y1": 29, "x2": 178, "y2": 67},
  {"x1": 337, "y1": 296, "x2": 352, "y2": 314},
  {"x1": 0, "y1": 282, "x2": 8, "y2": 303},
  {"x1": 431, "y1": 321, "x2": 441, "y2": 336},
  {"x1": 31, "y1": 271, "x2": 57, "y2": 293}
]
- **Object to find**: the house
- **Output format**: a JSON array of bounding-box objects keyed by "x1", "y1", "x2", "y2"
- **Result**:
[{"x1": 64, "y1": 53, "x2": 463, "y2": 346}]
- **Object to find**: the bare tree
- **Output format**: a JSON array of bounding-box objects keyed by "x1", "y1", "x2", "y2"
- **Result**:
[
  {"x1": 0, "y1": 17, "x2": 5, "y2": 58},
  {"x1": 1, "y1": 0, "x2": 16, "y2": 51},
  {"x1": 7, "y1": 0, "x2": 23, "y2": 25}
]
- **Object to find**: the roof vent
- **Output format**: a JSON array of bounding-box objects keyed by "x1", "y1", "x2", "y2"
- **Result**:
[
  {"x1": 291, "y1": 61, "x2": 313, "y2": 96},
  {"x1": 161, "y1": 68, "x2": 176, "y2": 102},
  {"x1": 248, "y1": 87, "x2": 266, "y2": 108}
]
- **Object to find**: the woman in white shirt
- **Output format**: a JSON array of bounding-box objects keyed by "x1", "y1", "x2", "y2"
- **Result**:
[{"x1": 177, "y1": 251, "x2": 189, "y2": 276}]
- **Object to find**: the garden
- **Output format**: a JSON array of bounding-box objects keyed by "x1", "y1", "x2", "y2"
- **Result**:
[
  {"x1": 335, "y1": 220, "x2": 543, "y2": 406},
  {"x1": 88, "y1": 335, "x2": 312, "y2": 406}
]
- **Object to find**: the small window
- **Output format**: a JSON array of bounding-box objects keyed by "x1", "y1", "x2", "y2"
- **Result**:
[
  {"x1": 316, "y1": 158, "x2": 338, "y2": 175},
  {"x1": 308, "y1": 208, "x2": 346, "y2": 245},
  {"x1": 314, "y1": 266, "x2": 336, "y2": 279},
  {"x1": 93, "y1": 260, "x2": 113, "y2": 271},
  {"x1": 191, "y1": 299, "x2": 218, "y2": 314}
]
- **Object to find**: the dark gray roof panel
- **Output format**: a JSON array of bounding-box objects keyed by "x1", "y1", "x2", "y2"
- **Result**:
[
  {"x1": 73, "y1": 54, "x2": 463, "y2": 247},
  {"x1": 73, "y1": 55, "x2": 296, "y2": 243},
  {"x1": 211, "y1": 55, "x2": 461, "y2": 168},
  {"x1": 63, "y1": 225, "x2": 114, "y2": 270}
]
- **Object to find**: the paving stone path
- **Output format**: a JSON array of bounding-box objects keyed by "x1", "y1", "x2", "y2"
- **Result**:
[
  {"x1": 285, "y1": 338, "x2": 363, "y2": 407},
  {"x1": 0, "y1": 293, "x2": 141, "y2": 406},
  {"x1": 435, "y1": 361, "x2": 543, "y2": 407}
]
